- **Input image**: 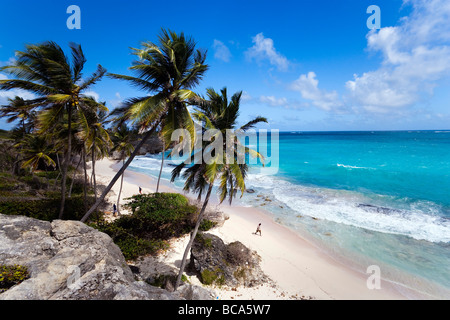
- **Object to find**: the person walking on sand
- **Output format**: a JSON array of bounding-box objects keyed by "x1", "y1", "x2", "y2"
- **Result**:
[
  {"x1": 139, "y1": 186, "x2": 142, "y2": 194},
  {"x1": 255, "y1": 223, "x2": 262, "y2": 236},
  {"x1": 113, "y1": 203, "x2": 117, "y2": 216}
]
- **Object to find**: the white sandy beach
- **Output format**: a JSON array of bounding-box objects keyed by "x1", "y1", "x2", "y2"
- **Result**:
[{"x1": 94, "y1": 157, "x2": 408, "y2": 300}]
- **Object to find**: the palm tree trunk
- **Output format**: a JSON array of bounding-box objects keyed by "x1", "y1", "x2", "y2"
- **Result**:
[
  {"x1": 81, "y1": 123, "x2": 160, "y2": 223},
  {"x1": 175, "y1": 182, "x2": 214, "y2": 290},
  {"x1": 68, "y1": 155, "x2": 83, "y2": 198},
  {"x1": 83, "y1": 150, "x2": 88, "y2": 212},
  {"x1": 59, "y1": 103, "x2": 72, "y2": 219},
  {"x1": 116, "y1": 159, "x2": 125, "y2": 215},
  {"x1": 156, "y1": 141, "x2": 165, "y2": 193},
  {"x1": 92, "y1": 140, "x2": 97, "y2": 203},
  {"x1": 12, "y1": 156, "x2": 19, "y2": 176},
  {"x1": 53, "y1": 153, "x2": 61, "y2": 187}
]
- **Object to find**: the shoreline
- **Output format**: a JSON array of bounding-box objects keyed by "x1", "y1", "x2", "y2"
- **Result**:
[{"x1": 95, "y1": 157, "x2": 411, "y2": 300}]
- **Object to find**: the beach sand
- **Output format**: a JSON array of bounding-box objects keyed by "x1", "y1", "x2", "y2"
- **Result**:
[{"x1": 94, "y1": 158, "x2": 407, "y2": 300}]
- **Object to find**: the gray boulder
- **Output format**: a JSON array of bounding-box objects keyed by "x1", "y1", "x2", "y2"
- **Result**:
[
  {"x1": 130, "y1": 255, "x2": 216, "y2": 299},
  {"x1": 0, "y1": 214, "x2": 178, "y2": 300},
  {"x1": 189, "y1": 233, "x2": 268, "y2": 287}
]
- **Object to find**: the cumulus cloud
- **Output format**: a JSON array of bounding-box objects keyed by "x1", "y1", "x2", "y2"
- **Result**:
[
  {"x1": 109, "y1": 92, "x2": 123, "y2": 109},
  {"x1": 259, "y1": 95, "x2": 288, "y2": 107},
  {"x1": 0, "y1": 73, "x2": 37, "y2": 107},
  {"x1": 213, "y1": 40, "x2": 232, "y2": 62},
  {"x1": 290, "y1": 72, "x2": 344, "y2": 112},
  {"x1": 258, "y1": 94, "x2": 307, "y2": 110},
  {"x1": 240, "y1": 91, "x2": 252, "y2": 102},
  {"x1": 0, "y1": 57, "x2": 17, "y2": 67},
  {"x1": 83, "y1": 90, "x2": 100, "y2": 102},
  {"x1": 245, "y1": 33, "x2": 290, "y2": 71},
  {"x1": 346, "y1": 0, "x2": 450, "y2": 113}
]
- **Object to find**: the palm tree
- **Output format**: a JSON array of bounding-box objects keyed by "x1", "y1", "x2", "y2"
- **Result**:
[
  {"x1": 80, "y1": 100, "x2": 112, "y2": 202},
  {"x1": 0, "y1": 96, "x2": 37, "y2": 135},
  {"x1": 18, "y1": 133, "x2": 56, "y2": 175},
  {"x1": 67, "y1": 132, "x2": 84, "y2": 199},
  {"x1": 111, "y1": 123, "x2": 135, "y2": 215},
  {"x1": 156, "y1": 139, "x2": 166, "y2": 193},
  {"x1": 1, "y1": 96, "x2": 38, "y2": 175},
  {"x1": 0, "y1": 41, "x2": 106, "y2": 219},
  {"x1": 171, "y1": 87, "x2": 267, "y2": 289},
  {"x1": 81, "y1": 28, "x2": 208, "y2": 222}
]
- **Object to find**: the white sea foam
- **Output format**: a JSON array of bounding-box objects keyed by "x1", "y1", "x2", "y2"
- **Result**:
[
  {"x1": 245, "y1": 172, "x2": 450, "y2": 243},
  {"x1": 131, "y1": 155, "x2": 450, "y2": 243},
  {"x1": 132, "y1": 153, "x2": 178, "y2": 174},
  {"x1": 337, "y1": 163, "x2": 375, "y2": 170}
]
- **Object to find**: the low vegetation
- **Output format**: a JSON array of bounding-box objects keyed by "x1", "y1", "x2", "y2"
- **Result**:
[
  {"x1": 0, "y1": 264, "x2": 30, "y2": 293},
  {"x1": 93, "y1": 193, "x2": 215, "y2": 260},
  {"x1": 0, "y1": 170, "x2": 101, "y2": 221}
]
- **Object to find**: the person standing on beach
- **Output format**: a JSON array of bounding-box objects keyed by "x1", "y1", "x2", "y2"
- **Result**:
[
  {"x1": 139, "y1": 186, "x2": 142, "y2": 194},
  {"x1": 255, "y1": 223, "x2": 262, "y2": 236},
  {"x1": 113, "y1": 203, "x2": 117, "y2": 216}
]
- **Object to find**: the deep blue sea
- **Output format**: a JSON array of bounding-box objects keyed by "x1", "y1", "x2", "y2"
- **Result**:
[{"x1": 129, "y1": 131, "x2": 450, "y2": 298}]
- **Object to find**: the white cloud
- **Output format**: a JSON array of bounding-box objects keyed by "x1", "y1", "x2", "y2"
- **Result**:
[
  {"x1": 0, "y1": 57, "x2": 17, "y2": 67},
  {"x1": 258, "y1": 94, "x2": 307, "y2": 110},
  {"x1": 259, "y1": 95, "x2": 288, "y2": 107},
  {"x1": 346, "y1": 0, "x2": 450, "y2": 113},
  {"x1": 83, "y1": 90, "x2": 100, "y2": 102},
  {"x1": 0, "y1": 73, "x2": 37, "y2": 107},
  {"x1": 290, "y1": 72, "x2": 344, "y2": 112},
  {"x1": 245, "y1": 33, "x2": 290, "y2": 71},
  {"x1": 109, "y1": 92, "x2": 123, "y2": 109},
  {"x1": 240, "y1": 91, "x2": 252, "y2": 102},
  {"x1": 213, "y1": 40, "x2": 231, "y2": 62}
]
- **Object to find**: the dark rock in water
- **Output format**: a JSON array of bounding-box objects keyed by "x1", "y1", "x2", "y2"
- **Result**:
[
  {"x1": 357, "y1": 203, "x2": 400, "y2": 215},
  {"x1": 246, "y1": 189, "x2": 256, "y2": 194},
  {"x1": 189, "y1": 233, "x2": 267, "y2": 287}
]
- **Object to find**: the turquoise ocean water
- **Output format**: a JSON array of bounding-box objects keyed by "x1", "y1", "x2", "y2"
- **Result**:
[{"x1": 128, "y1": 131, "x2": 450, "y2": 298}]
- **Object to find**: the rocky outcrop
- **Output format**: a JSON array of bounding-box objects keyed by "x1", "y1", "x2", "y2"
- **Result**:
[
  {"x1": 0, "y1": 214, "x2": 210, "y2": 300},
  {"x1": 111, "y1": 135, "x2": 164, "y2": 160},
  {"x1": 189, "y1": 233, "x2": 268, "y2": 287},
  {"x1": 130, "y1": 256, "x2": 216, "y2": 300},
  {"x1": 137, "y1": 135, "x2": 164, "y2": 156}
]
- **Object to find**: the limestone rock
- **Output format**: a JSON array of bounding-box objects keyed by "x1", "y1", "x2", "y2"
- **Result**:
[
  {"x1": 130, "y1": 255, "x2": 216, "y2": 299},
  {"x1": 136, "y1": 135, "x2": 164, "y2": 155},
  {"x1": 0, "y1": 214, "x2": 177, "y2": 300},
  {"x1": 189, "y1": 233, "x2": 268, "y2": 287}
]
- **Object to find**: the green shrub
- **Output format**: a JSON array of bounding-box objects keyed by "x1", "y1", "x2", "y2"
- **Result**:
[
  {"x1": 94, "y1": 192, "x2": 199, "y2": 261},
  {"x1": 0, "y1": 195, "x2": 102, "y2": 221},
  {"x1": 0, "y1": 265, "x2": 30, "y2": 293},
  {"x1": 115, "y1": 236, "x2": 153, "y2": 261},
  {"x1": 195, "y1": 232, "x2": 212, "y2": 248},
  {"x1": 200, "y1": 268, "x2": 225, "y2": 286},
  {"x1": 102, "y1": 226, "x2": 170, "y2": 260},
  {"x1": 125, "y1": 193, "x2": 194, "y2": 224},
  {"x1": 199, "y1": 219, "x2": 216, "y2": 231},
  {"x1": 122, "y1": 192, "x2": 198, "y2": 238}
]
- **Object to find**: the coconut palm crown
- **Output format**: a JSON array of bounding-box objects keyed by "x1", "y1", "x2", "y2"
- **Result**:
[{"x1": 0, "y1": 41, "x2": 106, "y2": 218}]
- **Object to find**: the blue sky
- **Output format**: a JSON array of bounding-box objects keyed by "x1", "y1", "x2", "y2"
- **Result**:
[{"x1": 1, "y1": 0, "x2": 449, "y2": 131}]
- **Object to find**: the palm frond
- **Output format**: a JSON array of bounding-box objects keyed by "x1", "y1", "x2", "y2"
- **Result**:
[
  {"x1": 69, "y1": 42, "x2": 87, "y2": 83},
  {"x1": 239, "y1": 116, "x2": 268, "y2": 132},
  {"x1": 78, "y1": 64, "x2": 107, "y2": 91}
]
